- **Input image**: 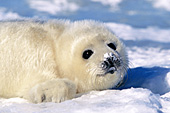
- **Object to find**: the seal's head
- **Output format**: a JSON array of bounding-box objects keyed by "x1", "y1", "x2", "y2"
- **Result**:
[{"x1": 56, "y1": 20, "x2": 128, "y2": 93}]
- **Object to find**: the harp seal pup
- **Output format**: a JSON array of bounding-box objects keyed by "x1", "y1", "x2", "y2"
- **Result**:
[{"x1": 0, "y1": 20, "x2": 128, "y2": 103}]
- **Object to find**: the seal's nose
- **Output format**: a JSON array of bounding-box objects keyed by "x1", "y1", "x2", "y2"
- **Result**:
[{"x1": 101, "y1": 52, "x2": 121, "y2": 74}]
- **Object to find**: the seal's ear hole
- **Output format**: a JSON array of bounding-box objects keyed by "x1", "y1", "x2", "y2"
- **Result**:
[
  {"x1": 107, "y1": 43, "x2": 116, "y2": 50},
  {"x1": 82, "y1": 50, "x2": 94, "y2": 59}
]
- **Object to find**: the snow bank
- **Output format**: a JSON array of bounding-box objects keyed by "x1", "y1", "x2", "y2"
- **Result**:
[
  {"x1": 118, "y1": 67, "x2": 170, "y2": 95},
  {"x1": 0, "y1": 88, "x2": 170, "y2": 113},
  {"x1": 127, "y1": 47, "x2": 170, "y2": 68}
]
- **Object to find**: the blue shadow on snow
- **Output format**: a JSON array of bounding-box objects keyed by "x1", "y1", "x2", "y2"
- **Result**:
[{"x1": 115, "y1": 67, "x2": 170, "y2": 95}]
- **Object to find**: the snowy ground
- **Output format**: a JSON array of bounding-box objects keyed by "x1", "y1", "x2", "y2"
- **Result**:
[
  {"x1": 0, "y1": 0, "x2": 170, "y2": 113},
  {"x1": 1, "y1": 88, "x2": 170, "y2": 113}
]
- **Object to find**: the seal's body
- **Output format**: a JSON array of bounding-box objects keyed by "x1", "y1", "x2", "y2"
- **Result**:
[{"x1": 0, "y1": 20, "x2": 128, "y2": 103}]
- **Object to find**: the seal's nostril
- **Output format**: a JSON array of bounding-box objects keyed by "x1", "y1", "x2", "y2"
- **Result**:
[
  {"x1": 102, "y1": 52, "x2": 121, "y2": 73},
  {"x1": 107, "y1": 58, "x2": 114, "y2": 65},
  {"x1": 103, "y1": 61, "x2": 109, "y2": 68},
  {"x1": 108, "y1": 67, "x2": 116, "y2": 74}
]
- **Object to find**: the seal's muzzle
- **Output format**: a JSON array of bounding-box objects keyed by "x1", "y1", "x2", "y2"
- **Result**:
[{"x1": 101, "y1": 52, "x2": 121, "y2": 75}]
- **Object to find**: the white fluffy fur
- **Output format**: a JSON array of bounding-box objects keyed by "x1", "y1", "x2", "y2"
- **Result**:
[{"x1": 0, "y1": 20, "x2": 128, "y2": 103}]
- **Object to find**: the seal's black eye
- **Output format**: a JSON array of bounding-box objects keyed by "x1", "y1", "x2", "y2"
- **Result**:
[
  {"x1": 107, "y1": 43, "x2": 116, "y2": 50},
  {"x1": 82, "y1": 50, "x2": 93, "y2": 59}
]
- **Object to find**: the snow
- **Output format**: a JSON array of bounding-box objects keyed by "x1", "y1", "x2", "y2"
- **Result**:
[
  {"x1": 106, "y1": 23, "x2": 170, "y2": 43},
  {"x1": 127, "y1": 47, "x2": 170, "y2": 68},
  {"x1": 0, "y1": 89, "x2": 169, "y2": 113},
  {"x1": 0, "y1": 0, "x2": 170, "y2": 113}
]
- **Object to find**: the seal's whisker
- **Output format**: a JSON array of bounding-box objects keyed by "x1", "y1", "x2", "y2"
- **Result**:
[
  {"x1": 86, "y1": 63, "x2": 100, "y2": 88},
  {"x1": 90, "y1": 67, "x2": 99, "y2": 88}
]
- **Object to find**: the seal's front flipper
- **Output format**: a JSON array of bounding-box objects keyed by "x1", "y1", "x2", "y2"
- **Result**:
[{"x1": 28, "y1": 78, "x2": 76, "y2": 103}]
